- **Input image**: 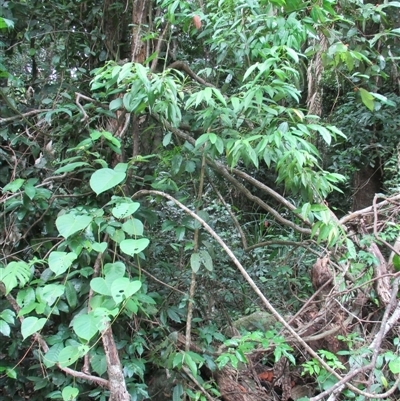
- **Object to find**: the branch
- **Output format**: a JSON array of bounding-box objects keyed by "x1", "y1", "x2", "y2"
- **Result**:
[
  {"x1": 0, "y1": 108, "x2": 51, "y2": 124},
  {"x1": 130, "y1": 190, "x2": 375, "y2": 397},
  {"x1": 339, "y1": 193, "x2": 400, "y2": 225},
  {"x1": 168, "y1": 61, "x2": 216, "y2": 88},
  {"x1": 151, "y1": 113, "x2": 312, "y2": 235}
]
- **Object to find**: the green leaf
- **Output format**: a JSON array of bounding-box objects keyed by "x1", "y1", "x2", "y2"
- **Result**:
[
  {"x1": 62, "y1": 386, "x2": 79, "y2": 401},
  {"x1": 48, "y1": 252, "x2": 77, "y2": 276},
  {"x1": 172, "y1": 384, "x2": 184, "y2": 401},
  {"x1": 92, "y1": 242, "x2": 108, "y2": 253},
  {"x1": 58, "y1": 345, "x2": 89, "y2": 368},
  {"x1": 90, "y1": 277, "x2": 111, "y2": 296},
  {"x1": 120, "y1": 238, "x2": 150, "y2": 256},
  {"x1": 90, "y1": 168, "x2": 126, "y2": 195},
  {"x1": 122, "y1": 218, "x2": 144, "y2": 236},
  {"x1": 73, "y1": 314, "x2": 99, "y2": 342},
  {"x1": 0, "y1": 309, "x2": 15, "y2": 324},
  {"x1": 184, "y1": 352, "x2": 198, "y2": 376},
  {"x1": 41, "y1": 284, "x2": 65, "y2": 306},
  {"x1": 3, "y1": 178, "x2": 25, "y2": 192},
  {"x1": 56, "y1": 213, "x2": 93, "y2": 239},
  {"x1": 91, "y1": 352, "x2": 107, "y2": 376},
  {"x1": 359, "y1": 88, "x2": 374, "y2": 111},
  {"x1": 24, "y1": 184, "x2": 36, "y2": 200},
  {"x1": 389, "y1": 358, "x2": 400, "y2": 374},
  {"x1": 111, "y1": 201, "x2": 140, "y2": 218},
  {"x1": 190, "y1": 253, "x2": 201, "y2": 273},
  {"x1": 109, "y1": 97, "x2": 123, "y2": 111},
  {"x1": 346, "y1": 239, "x2": 357, "y2": 260},
  {"x1": 111, "y1": 278, "x2": 142, "y2": 304},
  {"x1": 163, "y1": 132, "x2": 172, "y2": 146},
  {"x1": 43, "y1": 343, "x2": 64, "y2": 368},
  {"x1": 200, "y1": 249, "x2": 213, "y2": 271},
  {"x1": 104, "y1": 261, "x2": 126, "y2": 279},
  {"x1": 21, "y1": 317, "x2": 47, "y2": 340},
  {"x1": 392, "y1": 254, "x2": 400, "y2": 272},
  {"x1": 0, "y1": 17, "x2": 14, "y2": 29},
  {"x1": 54, "y1": 162, "x2": 90, "y2": 174},
  {"x1": 212, "y1": 88, "x2": 227, "y2": 106},
  {"x1": 65, "y1": 281, "x2": 77, "y2": 309},
  {"x1": 0, "y1": 261, "x2": 31, "y2": 294},
  {"x1": 0, "y1": 320, "x2": 10, "y2": 336}
]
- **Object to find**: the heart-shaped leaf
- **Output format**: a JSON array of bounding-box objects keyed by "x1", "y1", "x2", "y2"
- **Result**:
[
  {"x1": 120, "y1": 238, "x2": 150, "y2": 256},
  {"x1": 56, "y1": 213, "x2": 93, "y2": 239},
  {"x1": 90, "y1": 168, "x2": 126, "y2": 195},
  {"x1": 48, "y1": 252, "x2": 77, "y2": 276},
  {"x1": 73, "y1": 314, "x2": 99, "y2": 342},
  {"x1": 21, "y1": 316, "x2": 47, "y2": 340},
  {"x1": 111, "y1": 278, "x2": 141, "y2": 304},
  {"x1": 90, "y1": 277, "x2": 111, "y2": 296}
]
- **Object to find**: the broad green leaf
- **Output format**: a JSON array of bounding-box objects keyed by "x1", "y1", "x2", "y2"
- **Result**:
[
  {"x1": 111, "y1": 278, "x2": 142, "y2": 304},
  {"x1": 62, "y1": 386, "x2": 79, "y2": 401},
  {"x1": 48, "y1": 252, "x2": 77, "y2": 276},
  {"x1": 184, "y1": 352, "x2": 197, "y2": 376},
  {"x1": 58, "y1": 345, "x2": 89, "y2": 368},
  {"x1": 109, "y1": 97, "x2": 123, "y2": 111},
  {"x1": 24, "y1": 184, "x2": 36, "y2": 200},
  {"x1": 90, "y1": 168, "x2": 126, "y2": 195},
  {"x1": 43, "y1": 343, "x2": 64, "y2": 368},
  {"x1": 172, "y1": 352, "x2": 183, "y2": 368},
  {"x1": 17, "y1": 287, "x2": 35, "y2": 308},
  {"x1": 111, "y1": 228, "x2": 125, "y2": 243},
  {"x1": 346, "y1": 239, "x2": 357, "y2": 260},
  {"x1": 54, "y1": 162, "x2": 90, "y2": 174},
  {"x1": 91, "y1": 352, "x2": 107, "y2": 376},
  {"x1": 41, "y1": 284, "x2": 65, "y2": 306},
  {"x1": 3, "y1": 178, "x2": 25, "y2": 192},
  {"x1": 90, "y1": 277, "x2": 111, "y2": 296},
  {"x1": 190, "y1": 253, "x2": 201, "y2": 273},
  {"x1": 0, "y1": 320, "x2": 10, "y2": 336},
  {"x1": 56, "y1": 213, "x2": 93, "y2": 239},
  {"x1": 212, "y1": 87, "x2": 227, "y2": 106},
  {"x1": 0, "y1": 309, "x2": 15, "y2": 324},
  {"x1": 359, "y1": 88, "x2": 374, "y2": 111},
  {"x1": 92, "y1": 242, "x2": 108, "y2": 253},
  {"x1": 173, "y1": 384, "x2": 184, "y2": 401},
  {"x1": 0, "y1": 17, "x2": 14, "y2": 29},
  {"x1": 393, "y1": 254, "x2": 400, "y2": 272},
  {"x1": 163, "y1": 132, "x2": 172, "y2": 146},
  {"x1": 21, "y1": 316, "x2": 47, "y2": 340},
  {"x1": 200, "y1": 249, "x2": 213, "y2": 271},
  {"x1": 195, "y1": 133, "x2": 211, "y2": 148},
  {"x1": 73, "y1": 314, "x2": 99, "y2": 342},
  {"x1": 104, "y1": 261, "x2": 126, "y2": 279},
  {"x1": 120, "y1": 238, "x2": 150, "y2": 256},
  {"x1": 91, "y1": 308, "x2": 112, "y2": 331},
  {"x1": 5, "y1": 368, "x2": 16, "y2": 379},
  {"x1": 122, "y1": 218, "x2": 144, "y2": 236},
  {"x1": 0, "y1": 261, "x2": 31, "y2": 294},
  {"x1": 65, "y1": 281, "x2": 77, "y2": 309},
  {"x1": 389, "y1": 358, "x2": 400, "y2": 374},
  {"x1": 112, "y1": 201, "x2": 140, "y2": 218}
]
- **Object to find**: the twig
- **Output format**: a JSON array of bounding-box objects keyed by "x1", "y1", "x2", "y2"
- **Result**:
[
  {"x1": 0, "y1": 109, "x2": 51, "y2": 124},
  {"x1": 168, "y1": 61, "x2": 216, "y2": 88},
  {"x1": 209, "y1": 178, "x2": 248, "y2": 249},
  {"x1": 185, "y1": 153, "x2": 206, "y2": 352},
  {"x1": 182, "y1": 365, "x2": 218, "y2": 401}
]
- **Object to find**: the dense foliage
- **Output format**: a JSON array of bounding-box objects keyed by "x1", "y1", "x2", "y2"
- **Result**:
[{"x1": 1, "y1": 0, "x2": 400, "y2": 400}]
